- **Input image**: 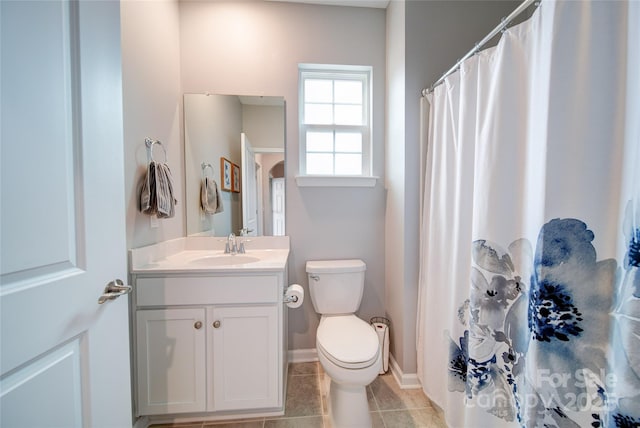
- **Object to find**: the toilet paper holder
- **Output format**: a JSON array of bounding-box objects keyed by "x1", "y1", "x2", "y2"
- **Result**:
[
  {"x1": 283, "y1": 284, "x2": 304, "y2": 308},
  {"x1": 283, "y1": 294, "x2": 299, "y2": 304}
]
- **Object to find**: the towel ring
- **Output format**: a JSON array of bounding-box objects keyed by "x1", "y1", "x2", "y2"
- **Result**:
[
  {"x1": 145, "y1": 138, "x2": 168, "y2": 163},
  {"x1": 201, "y1": 162, "x2": 215, "y2": 179}
]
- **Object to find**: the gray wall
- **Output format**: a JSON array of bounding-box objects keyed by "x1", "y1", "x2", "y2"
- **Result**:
[
  {"x1": 242, "y1": 105, "x2": 285, "y2": 150},
  {"x1": 384, "y1": 0, "x2": 408, "y2": 375},
  {"x1": 122, "y1": 0, "x2": 523, "y2": 375},
  {"x1": 183, "y1": 94, "x2": 242, "y2": 237},
  {"x1": 122, "y1": 0, "x2": 184, "y2": 249}
]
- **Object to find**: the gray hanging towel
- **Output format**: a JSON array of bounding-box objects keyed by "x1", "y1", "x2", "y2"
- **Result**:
[
  {"x1": 140, "y1": 161, "x2": 157, "y2": 215},
  {"x1": 155, "y1": 162, "x2": 177, "y2": 218},
  {"x1": 139, "y1": 161, "x2": 177, "y2": 218},
  {"x1": 201, "y1": 177, "x2": 224, "y2": 214}
]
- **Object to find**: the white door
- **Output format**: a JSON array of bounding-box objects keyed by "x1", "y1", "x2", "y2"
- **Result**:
[
  {"x1": 272, "y1": 178, "x2": 285, "y2": 236},
  {"x1": 255, "y1": 163, "x2": 264, "y2": 236},
  {"x1": 240, "y1": 133, "x2": 258, "y2": 236},
  {"x1": 0, "y1": 2, "x2": 131, "y2": 427}
]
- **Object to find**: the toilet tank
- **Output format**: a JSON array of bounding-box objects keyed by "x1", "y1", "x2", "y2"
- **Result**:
[{"x1": 306, "y1": 259, "x2": 366, "y2": 315}]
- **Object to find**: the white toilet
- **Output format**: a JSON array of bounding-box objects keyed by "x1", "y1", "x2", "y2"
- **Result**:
[{"x1": 306, "y1": 259, "x2": 381, "y2": 428}]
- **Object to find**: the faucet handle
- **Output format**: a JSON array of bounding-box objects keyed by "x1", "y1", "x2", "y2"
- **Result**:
[
  {"x1": 238, "y1": 242, "x2": 246, "y2": 254},
  {"x1": 224, "y1": 242, "x2": 231, "y2": 254}
]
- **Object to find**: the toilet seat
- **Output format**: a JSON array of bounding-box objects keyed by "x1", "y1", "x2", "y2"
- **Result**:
[{"x1": 317, "y1": 315, "x2": 379, "y2": 369}]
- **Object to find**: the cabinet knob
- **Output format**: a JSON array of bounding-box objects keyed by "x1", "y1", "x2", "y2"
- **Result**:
[
  {"x1": 194, "y1": 321, "x2": 203, "y2": 330},
  {"x1": 213, "y1": 320, "x2": 221, "y2": 328}
]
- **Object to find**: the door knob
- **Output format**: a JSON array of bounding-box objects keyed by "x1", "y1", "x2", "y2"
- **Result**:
[
  {"x1": 213, "y1": 320, "x2": 221, "y2": 328},
  {"x1": 98, "y1": 279, "x2": 132, "y2": 304}
]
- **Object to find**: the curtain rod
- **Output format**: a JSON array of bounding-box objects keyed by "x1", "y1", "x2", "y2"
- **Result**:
[{"x1": 421, "y1": 0, "x2": 538, "y2": 97}]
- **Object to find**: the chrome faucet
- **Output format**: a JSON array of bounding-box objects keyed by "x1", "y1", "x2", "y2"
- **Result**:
[{"x1": 225, "y1": 233, "x2": 237, "y2": 254}]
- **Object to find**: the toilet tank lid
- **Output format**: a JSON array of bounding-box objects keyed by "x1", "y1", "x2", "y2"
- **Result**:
[{"x1": 306, "y1": 259, "x2": 366, "y2": 273}]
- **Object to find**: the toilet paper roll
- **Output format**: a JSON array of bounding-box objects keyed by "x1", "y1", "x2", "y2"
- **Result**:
[{"x1": 284, "y1": 284, "x2": 304, "y2": 309}]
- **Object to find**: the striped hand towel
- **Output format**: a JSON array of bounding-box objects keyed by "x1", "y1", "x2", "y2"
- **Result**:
[
  {"x1": 155, "y1": 162, "x2": 176, "y2": 218},
  {"x1": 139, "y1": 161, "x2": 177, "y2": 218}
]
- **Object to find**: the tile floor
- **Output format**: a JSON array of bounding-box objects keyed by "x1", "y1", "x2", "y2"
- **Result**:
[{"x1": 150, "y1": 362, "x2": 447, "y2": 428}]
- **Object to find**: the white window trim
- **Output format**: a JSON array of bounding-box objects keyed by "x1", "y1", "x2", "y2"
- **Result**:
[
  {"x1": 298, "y1": 64, "x2": 374, "y2": 185},
  {"x1": 295, "y1": 175, "x2": 378, "y2": 188}
]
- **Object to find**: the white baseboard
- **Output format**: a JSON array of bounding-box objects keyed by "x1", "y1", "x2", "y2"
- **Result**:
[
  {"x1": 389, "y1": 353, "x2": 422, "y2": 389},
  {"x1": 288, "y1": 348, "x2": 318, "y2": 363}
]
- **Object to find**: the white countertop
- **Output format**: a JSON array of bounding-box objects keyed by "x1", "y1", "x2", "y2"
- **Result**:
[{"x1": 129, "y1": 236, "x2": 289, "y2": 274}]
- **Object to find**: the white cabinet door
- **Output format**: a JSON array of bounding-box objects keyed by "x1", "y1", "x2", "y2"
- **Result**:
[
  {"x1": 136, "y1": 308, "x2": 206, "y2": 415},
  {"x1": 208, "y1": 305, "x2": 280, "y2": 411},
  {"x1": 1, "y1": 2, "x2": 131, "y2": 427}
]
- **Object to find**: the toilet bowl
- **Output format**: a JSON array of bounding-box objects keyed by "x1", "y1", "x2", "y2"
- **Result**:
[
  {"x1": 317, "y1": 315, "x2": 381, "y2": 428},
  {"x1": 306, "y1": 260, "x2": 381, "y2": 428}
]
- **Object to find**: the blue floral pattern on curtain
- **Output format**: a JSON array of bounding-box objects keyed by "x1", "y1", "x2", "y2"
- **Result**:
[{"x1": 448, "y1": 215, "x2": 640, "y2": 427}]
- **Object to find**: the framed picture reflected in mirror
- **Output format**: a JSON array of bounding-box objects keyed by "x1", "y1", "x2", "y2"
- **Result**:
[
  {"x1": 231, "y1": 163, "x2": 241, "y2": 193},
  {"x1": 220, "y1": 157, "x2": 232, "y2": 192}
]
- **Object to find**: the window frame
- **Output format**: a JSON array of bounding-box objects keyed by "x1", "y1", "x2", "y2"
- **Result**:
[{"x1": 298, "y1": 64, "x2": 372, "y2": 177}]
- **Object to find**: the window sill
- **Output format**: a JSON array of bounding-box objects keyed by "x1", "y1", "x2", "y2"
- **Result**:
[{"x1": 295, "y1": 175, "x2": 378, "y2": 188}]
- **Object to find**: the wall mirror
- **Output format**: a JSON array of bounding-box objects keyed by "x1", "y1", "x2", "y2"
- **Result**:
[{"x1": 184, "y1": 93, "x2": 285, "y2": 237}]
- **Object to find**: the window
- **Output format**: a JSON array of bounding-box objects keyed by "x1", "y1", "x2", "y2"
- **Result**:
[{"x1": 299, "y1": 65, "x2": 371, "y2": 177}]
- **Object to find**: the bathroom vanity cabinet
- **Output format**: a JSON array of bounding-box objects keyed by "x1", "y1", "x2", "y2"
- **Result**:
[
  {"x1": 128, "y1": 237, "x2": 290, "y2": 423},
  {"x1": 134, "y1": 274, "x2": 283, "y2": 416}
]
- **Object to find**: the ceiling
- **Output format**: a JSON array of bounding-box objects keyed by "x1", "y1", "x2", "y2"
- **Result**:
[{"x1": 267, "y1": 0, "x2": 390, "y2": 9}]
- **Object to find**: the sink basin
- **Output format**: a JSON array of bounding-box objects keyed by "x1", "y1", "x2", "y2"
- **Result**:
[{"x1": 187, "y1": 255, "x2": 261, "y2": 267}]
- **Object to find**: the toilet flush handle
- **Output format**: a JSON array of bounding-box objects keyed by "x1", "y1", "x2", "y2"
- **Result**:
[{"x1": 309, "y1": 274, "x2": 320, "y2": 281}]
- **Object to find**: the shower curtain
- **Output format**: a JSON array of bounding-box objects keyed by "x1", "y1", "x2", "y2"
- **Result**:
[{"x1": 417, "y1": 1, "x2": 640, "y2": 427}]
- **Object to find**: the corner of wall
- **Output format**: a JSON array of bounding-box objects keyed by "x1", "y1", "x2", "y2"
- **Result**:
[{"x1": 384, "y1": 0, "x2": 410, "y2": 375}]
